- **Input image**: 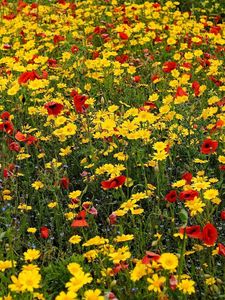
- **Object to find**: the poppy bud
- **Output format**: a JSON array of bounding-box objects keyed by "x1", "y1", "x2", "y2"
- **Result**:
[
  {"x1": 109, "y1": 213, "x2": 117, "y2": 225},
  {"x1": 220, "y1": 211, "x2": 225, "y2": 220},
  {"x1": 40, "y1": 226, "x2": 49, "y2": 239}
]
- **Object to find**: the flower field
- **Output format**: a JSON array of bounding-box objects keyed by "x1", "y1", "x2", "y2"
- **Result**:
[{"x1": 1, "y1": 0, "x2": 225, "y2": 299}]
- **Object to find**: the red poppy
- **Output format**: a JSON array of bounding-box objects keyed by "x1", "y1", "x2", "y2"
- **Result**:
[
  {"x1": 58, "y1": 0, "x2": 66, "y2": 4},
  {"x1": 30, "y1": 3, "x2": 38, "y2": 9},
  {"x1": 182, "y1": 62, "x2": 192, "y2": 69},
  {"x1": 154, "y1": 36, "x2": 163, "y2": 43},
  {"x1": 143, "y1": 101, "x2": 157, "y2": 110},
  {"x1": 44, "y1": 102, "x2": 64, "y2": 116},
  {"x1": 175, "y1": 86, "x2": 188, "y2": 98},
  {"x1": 162, "y1": 61, "x2": 177, "y2": 73},
  {"x1": 53, "y1": 35, "x2": 65, "y2": 44},
  {"x1": 18, "y1": 70, "x2": 40, "y2": 84},
  {"x1": 112, "y1": 262, "x2": 128, "y2": 275},
  {"x1": 219, "y1": 165, "x2": 225, "y2": 171},
  {"x1": 48, "y1": 58, "x2": 58, "y2": 68},
  {"x1": 192, "y1": 81, "x2": 200, "y2": 96},
  {"x1": 220, "y1": 211, "x2": 225, "y2": 220},
  {"x1": 40, "y1": 226, "x2": 49, "y2": 239},
  {"x1": 92, "y1": 50, "x2": 99, "y2": 59},
  {"x1": 71, "y1": 210, "x2": 89, "y2": 228},
  {"x1": 71, "y1": 45, "x2": 79, "y2": 54},
  {"x1": 3, "y1": 163, "x2": 15, "y2": 178},
  {"x1": 200, "y1": 138, "x2": 218, "y2": 154},
  {"x1": 202, "y1": 223, "x2": 218, "y2": 246},
  {"x1": 165, "y1": 190, "x2": 177, "y2": 203},
  {"x1": 42, "y1": 70, "x2": 48, "y2": 79},
  {"x1": 218, "y1": 243, "x2": 225, "y2": 256},
  {"x1": 181, "y1": 172, "x2": 192, "y2": 184},
  {"x1": 216, "y1": 97, "x2": 225, "y2": 107},
  {"x1": 115, "y1": 54, "x2": 129, "y2": 64},
  {"x1": 15, "y1": 131, "x2": 37, "y2": 145},
  {"x1": 133, "y1": 75, "x2": 141, "y2": 83},
  {"x1": 60, "y1": 177, "x2": 70, "y2": 189},
  {"x1": 1, "y1": 0, "x2": 8, "y2": 6},
  {"x1": 0, "y1": 120, "x2": 14, "y2": 135},
  {"x1": 153, "y1": 2, "x2": 161, "y2": 10},
  {"x1": 71, "y1": 90, "x2": 89, "y2": 114},
  {"x1": 3, "y1": 13, "x2": 16, "y2": 20},
  {"x1": 8, "y1": 141, "x2": 20, "y2": 152},
  {"x1": 0, "y1": 111, "x2": 10, "y2": 120},
  {"x1": 151, "y1": 74, "x2": 160, "y2": 83},
  {"x1": 179, "y1": 225, "x2": 203, "y2": 239},
  {"x1": 118, "y1": 32, "x2": 128, "y2": 40},
  {"x1": 210, "y1": 25, "x2": 221, "y2": 35},
  {"x1": 179, "y1": 190, "x2": 199, "y2": 201},
  {"x1": 214, "y1": 119, "x2": 224, "y2": 130},
  {"x1": 142, "y1": 251, "x2": 160, "y2": 264},
  {"x1": 101, "y1": 175, "x2": 126, "y2": 189},
  {"x1": 209, "y1": 76, "x2": 222, "y2": 87}
]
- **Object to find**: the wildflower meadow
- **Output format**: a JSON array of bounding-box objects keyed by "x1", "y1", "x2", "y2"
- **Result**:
[{"x1": 0, "y1": 0, "x2": 225, "y2": 299}]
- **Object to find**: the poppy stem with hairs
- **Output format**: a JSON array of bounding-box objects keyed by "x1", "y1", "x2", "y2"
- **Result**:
[{"x1": 178, "y1": 230, "x2": 187, "y2": 282}]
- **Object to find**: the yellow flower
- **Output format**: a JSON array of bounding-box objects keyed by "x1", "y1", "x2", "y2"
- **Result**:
[
  {"x1": 9, "y1": 270, "x2": 41, "y2": 293},
  {"x1": 83, "y1": 250, "x2": 99, "y2": 262},
  {"x1": 18, "y1": 270, "x2": 41, "y2": 292},
  {"x1": 205, "y1": 277, "x2": 216, "y2": 286},
  {"x1": 147, "y1": 274, "x2": 166, "y2": 293},
  {"x1": 203, "y1": 189, "x2": 219, "y2": 200},
  {"x1": 108, "y1": 246, "x2": 131, "y2": 264},
  {"x1": 59, "y1": 146, "x2": 72, "y2": 156},
  {"x1": 67, "y1": 263, "x2": 83, "y2": 276},
  {"x1": 167, "y1": 37, "x2": 176, "y2": 45},
  {"x1": 101, "y1": 118, "x2": 116, "y2": 131},
  {"x1": 218, "y1": 155, "x2": 225, "y2": 164},
  {"x1": 69, "y1": 190, "x2": 81, "y2": 199},
  {"x1": 83, "y1": 289, "x2": 104, "y2": 300},
  {"x1": 27, "y1": 227, "x2": 37, "y2": 234},
  {"x1": 159, "y1": 253, "x2": 178, "y2": 271},
  {"x1": 153, "y1": 150, "x2": 168, "y2": 161},
  {"x1": 69, "y1": 235, "x2": 82, "y2": 244},
  {"x1": 8, "y1": 275, "x2": 23, "y2": 292},
  {"x1": 48, "y1": 202, "x2": 57, "y2": 208},
  {"x1": 24, "y1": 249, "x2": 41, "y2": 261},
  {"x1": 32, "y1": 181, "x2": 44, "y2": 190},
  {"x1": 0, "y1": 294, "x2": 13, "y2": 300},
  {"x1": 114, "y1": 234, "x2": 134, "y2": 243},
  {"x1": 22, "y1": 264, "x2": 40, "y2": 272},
  {"x1": 83, "y1": 236, "x2": 109, "y2": 247},
  {"x1": 0, "y1": 260, "x2": 16, "y2": 272},
  {"x1": 130, "y1": 261, "x2": 147, "y2": 282},
  {"x1": 178, "y1": 279, "x2": 195, "y2": 294},
  {"x1": 185, "y1": 197, "x2": 205, "y2": 217},
  {"x1": 64, "y1": 212, "x2": 76, "y2": 220},
  {"x1": 18, "y1": 204, "x2": 32, "y2": 211},
  {"x1": 172, "y1": 179, "x2": 186, "y2": 188},
  {"x1": 55, "y1": 291, "x2": 77, "y2": 300},
  {"x1": 66, "y1": 272, "x2": 92, "y2": 292}
]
